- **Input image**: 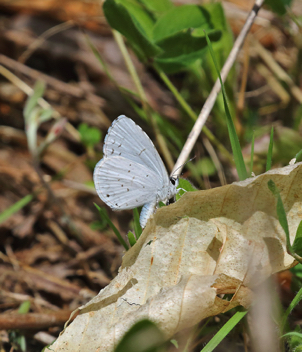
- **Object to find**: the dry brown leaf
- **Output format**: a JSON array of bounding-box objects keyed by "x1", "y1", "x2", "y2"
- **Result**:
[{"x1": 50, "y1": 162, "x2": 301, "y2": 352}]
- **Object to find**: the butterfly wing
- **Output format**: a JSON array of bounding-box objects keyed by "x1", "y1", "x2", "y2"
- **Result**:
[
  {"x1": 93, "y1": 156, "x2": 158, "y2": 210},
  {"x1": 103, "y1": 115, "x2": 169, "y2": 183}
]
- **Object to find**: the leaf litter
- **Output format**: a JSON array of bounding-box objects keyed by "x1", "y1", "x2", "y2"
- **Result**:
[{"x1": 51, "y1": 162, "x2": 301, "y2": 352}]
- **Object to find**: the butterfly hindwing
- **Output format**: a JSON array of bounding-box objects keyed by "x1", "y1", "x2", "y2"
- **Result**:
[{"x1": 93, "y1": 156, "x2": 158, "y2": 210}]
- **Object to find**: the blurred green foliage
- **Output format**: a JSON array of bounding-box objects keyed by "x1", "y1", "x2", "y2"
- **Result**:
[
  {"x1": 103, "y1": 0, "x2": 222, "y2": 73},
  {"x1": 265, "y1": 0, "x2": 293, "y2": 16},
  {"x1": 114, "y1": 319, "x2": 165, "y2": 352},
  {"x1": 78, "y1": 123, "x2": 102, "y2": 149}
]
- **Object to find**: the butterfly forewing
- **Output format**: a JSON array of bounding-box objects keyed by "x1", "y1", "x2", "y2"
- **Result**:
[
  {"x1": 94, "y1": 156, "x2": 158, "y2": 210},
  {"x1": 103, "y1": 115, "x2": 168, "y2": 183}
]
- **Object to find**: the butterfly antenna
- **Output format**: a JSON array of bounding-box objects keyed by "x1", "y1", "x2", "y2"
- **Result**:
[{"x1": 171, "y1": 156, "x2": 196, "y2": 178}]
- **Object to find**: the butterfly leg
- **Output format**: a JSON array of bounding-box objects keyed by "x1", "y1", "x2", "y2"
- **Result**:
[
  {"x1": 177, "y1": 188, "x2": 187, "y2": 193},
  {"x1": 140, "y1": 199, "x2": 157, "y2": 228}
]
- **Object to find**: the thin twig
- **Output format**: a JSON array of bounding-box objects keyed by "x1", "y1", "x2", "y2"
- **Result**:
[
  {"x1": 0, "y1": 54, "x2": 103, "y2": 106},
  {"x1": 18, "y1": 21, "x2": 74, "y2": 64},
  {"x1": 156, "y1": 67, "x2": 234, "y2": 165},
  {"x1": 172, "y1": 0, "x2": 265, "y2": 177},
  {"x1": 253, "y1": 39, "x2": 302, "y2": 104},
  {"x1": 203, "y1": 137, "x2": 227, "y2": 186}
]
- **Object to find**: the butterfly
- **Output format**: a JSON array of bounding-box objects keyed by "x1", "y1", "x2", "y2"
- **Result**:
[{"x1": 93, "y1": 115, "x2": 178, "y2": 228}]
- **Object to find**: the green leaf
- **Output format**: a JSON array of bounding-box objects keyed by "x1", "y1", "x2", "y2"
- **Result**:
[
  {"x1": 155, "y1": 30, "x2": 221, "y2": 73},
  {"x1": 205, "y1": 32, "x2": 247, "y2": 181},
  {"x1": 17, "y1": 335, "x2": 27, "y2": 352},
  {"x1": 265, "y1": 0, "x2": 292, "y2": 16},
  {"x1": 291, "y1": 263, "x2": 302, "y2": 278},
  {"x1": 116, "y1": 0, "x2": 155, "y2": 39},
  {"x1": 133, "y1": 208, "x2": 142, "y2": 239},
  {"x1": 39, "y1": 108, "x2": 54, "y2": 123},
  {"x1": 176, "y1": 178, "x2": 197, "y2": 201},
  {"x1": 202, "y1": 3, "x2": 233, "y2": 54},
  {"x1": 282, "y1": 331, "x2": 302, "y2": 339},
  {"x1": 127, "y1": 231, "x2": 137, "y2": 247},
  {"x1": 201, "y1": 310, "x2": 247, "y2": 352},
  {"x1": 9, "y1": 331, "x2": 27, "y2": 352},
  {"x1": 170, "y1": 339, "x2": 178, "y2": 348},
  {"x1": 292, "y1": 221, "x2": 302, "y2": 257},
  {"x1": 266, "y1": 127, "x2": 274, "y2": 171},
  {"x1": 0, "y1": 194, "x2": 33, "y2": 225},
  {"x1": 103, "y1": 0, "x2": 162, "y2": 60},
  {"x1": 139, "y1": 0, "x2": 173, "y2": 14},
  {"x1": 18, "y1": 301, "x2": 31, "y2": 314},
  {"x1": 152, "y1": 5, "x2": 212, "y2": 42},
  {"x1": 78, "y1": 123, "x2": 101, "y2": 148},
  {"x1": 94, "y1": 203, "x2": 129, "y2": 250},
  {"x1": 114, "y1": 319, "x2": 165, "y2": 352},
  {"x1": 282, "y1": 326, "x2": 302, "y2": 351}
]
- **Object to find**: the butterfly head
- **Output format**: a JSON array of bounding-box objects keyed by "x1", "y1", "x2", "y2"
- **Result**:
[{"x1": 169, "y1": 176, "x2": 179, "y2": 197}]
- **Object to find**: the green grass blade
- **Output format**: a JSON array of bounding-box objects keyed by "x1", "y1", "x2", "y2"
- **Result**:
[
  {"x1": 85, "y1": 33, "x2": 144, "y2": 100},
  {"x1": 133, "y1": 208, "x2": 142, "y2": 239},
  {"x1": 266, "y1": 127, "x2": 274, "y2": 171},
  {"x1": 84, "y1": 34, "x2": 115, "y2": 82},
  {"x1": 292, "y1": 220, "x2": 302, "y2": 257},
  {"x1": 295, "y1": 149, "x2": 302, "y2": 162},
  {"x1": 267, "y1": 180, "x2": 302, "y2": 264},
  {"x1": 250, "y1": 131, "x2": 255, "y2": 176},
  {"x1": 0, "y1": 194, "x2": 33, "y2": 225},
  {"x1": 281, "y1": 286, "x2": 302, "y2": 332},
  {"x1": 24, "y1": 81, "x2": 45, "y2": 121},
  {"x1": 267, "y1": 180, "x2": 290, "y2": 239},
  {"x1": 205, "y1": 32, "x2": 247, "y2": 181},
  {"x1": 267, "y1": 180, "x2": 289, "y2": 233},
  {"x1": 94, "y1": 203, "x2": 129, "y2": 250},
  {"x1": 200, "y1": 310, "x2": 247, "y2": 352}
]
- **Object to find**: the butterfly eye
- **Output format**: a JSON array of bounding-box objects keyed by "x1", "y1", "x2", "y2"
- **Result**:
[{"x1": 170, "y1": 177, "x2": 176, "y2": 185}]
